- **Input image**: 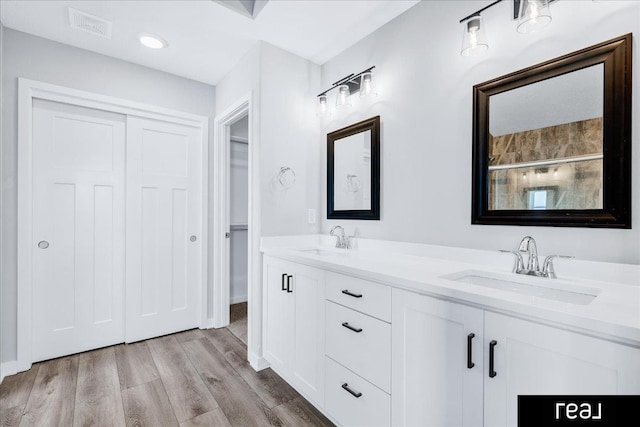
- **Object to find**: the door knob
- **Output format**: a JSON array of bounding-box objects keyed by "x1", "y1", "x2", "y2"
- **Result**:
[
  {"x1": 190, "y1": 235, "x2": 197, "y2": 242},
  {"x1": 38, "y1": 241, "x2": 49, "y2": 249}
]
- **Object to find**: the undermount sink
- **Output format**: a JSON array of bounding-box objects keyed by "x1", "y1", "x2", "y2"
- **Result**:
[{"x1": 441, "y1": 270, "x2": 601, "y2": 305}]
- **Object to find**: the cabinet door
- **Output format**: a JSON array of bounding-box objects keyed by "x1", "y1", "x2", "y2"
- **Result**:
[
  {"x1": 392, "y1": 289, "x2": 484, "y2": 427},
  {"x1": 263, "y1": 258, "x2": 292, "y2": 374},
  {"x1": 291, "y1": 264, "x2": 325, "y2": 405},
  {"x1": 484, "y1": 312, "x2": 640, "y2": 427}
]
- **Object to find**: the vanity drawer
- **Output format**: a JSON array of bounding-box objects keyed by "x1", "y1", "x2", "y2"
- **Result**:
[
  {"x1": 325, "y1": 301, "x2": 391, "y2": 392},
  {"x1": 325, "y1": 272, "x2": 391, "y2": 322},
  {"x1": 325, "y1": 357, "x2": 390, "y2": 427}
]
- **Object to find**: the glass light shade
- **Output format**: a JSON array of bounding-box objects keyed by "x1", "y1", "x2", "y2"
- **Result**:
[
  {"x1": 335, "y1": 85, "x2": 351, "y2": 109},
  {"x1": 460, "y1": 16, "x2": 488, "y2": 57},
  {"x1": 517, "y1": 0, "x2": 552, "y2": 34},
  {"x1": 359, "y1": 72, "x2": 377, "y2": 98},
  {"x1": 316, "y1": 94, "x2": 329, "y2": 117}
]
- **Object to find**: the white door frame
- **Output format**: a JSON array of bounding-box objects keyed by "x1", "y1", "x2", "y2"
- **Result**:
[
  {"x1": 17, "y1": 78, "x2": 209, "y2": 372},
  {"x1": 212, "y1": 93, "x2": 267, "y2": 371}
]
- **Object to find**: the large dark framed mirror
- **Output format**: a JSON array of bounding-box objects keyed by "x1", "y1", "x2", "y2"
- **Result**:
[
  {"x1": 327, "y1": 116, "x2": 380, "y2": 220},
  {"x1": 472, "y1": 34, "x2": 632, "y2": 228}
]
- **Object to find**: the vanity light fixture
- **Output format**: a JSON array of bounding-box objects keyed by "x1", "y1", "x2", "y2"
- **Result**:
[
  {"x1": 359, "y1": 71, "x2": 378, "y2": 98},
  {"x1": 317, "y1": 94, "x2": 329, "y2": 117},
  {"x1": 517, "y1": 0, "x2": 552, "y2": 33},
  {"x1": 139, "y1": 33, "x2": 168, "y2": 49},
  {"x1": 335, "y1": 85, "x2": 352, "y2": 109},
  {"x1": 461, "y1": 14, "x2": 489, "y2": 57},
  {"x1": 459, "y1": 0, "x2": 556, "y2": 57},
  {"x1": 316, "y1": 66, "x2": 376, "y2": 113}
]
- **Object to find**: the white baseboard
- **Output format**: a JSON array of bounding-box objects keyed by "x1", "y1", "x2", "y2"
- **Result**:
[
  {"x1": 248, "y1": 353, "x2": 270, "y2": 372},
  {"x1": 230, "y1": 295, "x2": 248, "y2": 304},
  {"x1": 1, "y1": 360, "x2": 18, "y2": 383}
]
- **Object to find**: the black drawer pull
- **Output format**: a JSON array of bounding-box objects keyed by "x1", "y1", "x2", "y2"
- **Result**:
[
  {"x1": 467, "y1": 333, "x2": 475, "y2": 369},
  {"x1": 281, "y1": 274, "x2": 287, "y2": 291},
  {"x1": 286, "y1": 275, "x2": 293, "y2": 293},
  {"x1": 489, "y1": 340, "x2": 497, "y2": 378},
  {"x1": 341, "y1": 290, "x2": 363, "y2": 298},
  {"x1": 342, "y1": 322, "x2": 363, "y2": 333},
  {"x1": 341, "y1": 383, "x2": 362, "y2": 398}
]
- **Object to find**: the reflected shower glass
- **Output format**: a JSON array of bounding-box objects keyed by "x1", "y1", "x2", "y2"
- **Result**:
[{"x1": 488, "y1": 64, "x2": 604, "y2": 211}]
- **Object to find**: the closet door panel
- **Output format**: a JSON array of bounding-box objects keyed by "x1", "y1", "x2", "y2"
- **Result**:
[
  {"x1": 170, "y1": 188, "x2": 189, "y2": 310},
  {"x1": 32, "y1": 100, "x2": 126, "y2": 362},
  {"x1": 126, "y1": 116, "x2": 202, "y2": 342}
]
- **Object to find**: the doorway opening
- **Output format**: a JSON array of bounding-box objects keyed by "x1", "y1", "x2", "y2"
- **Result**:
[
  {"x1": 228, "y1": 114, "x2": 249, "y2": 344},
  {"x1": 212, "y1": 93, "x2": 266, "y2": 370}
]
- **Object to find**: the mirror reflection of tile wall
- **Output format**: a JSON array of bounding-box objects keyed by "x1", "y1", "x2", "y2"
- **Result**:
[{"x1": 489, "y1": 117, "x2": 603, "y2": 210}]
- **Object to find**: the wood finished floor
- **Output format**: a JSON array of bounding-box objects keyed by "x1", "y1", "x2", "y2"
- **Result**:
[
  {"x1": 0, "y1": 328, "x2": 334, "y2": 427},
  {"x1": 227, "y1": 302, "x2": 248, "y2": 345}
]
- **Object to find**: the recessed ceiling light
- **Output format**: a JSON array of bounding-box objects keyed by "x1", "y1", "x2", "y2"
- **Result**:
[{"x1": 139, "y1": 33, "x2": 168, "y2": 49}]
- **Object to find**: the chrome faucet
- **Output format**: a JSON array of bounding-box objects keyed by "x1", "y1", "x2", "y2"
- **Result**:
[
  {"x1": 541, "y1": 254, "x2": 575, "y2": 279},
  {"x1": 518, "y1": 236, "x2": 540, "y2": 273},
  {"x1": 500, "y1": 236, "x2": 574, "y2": 278},
  {"x1": 330, "y1": 226, "x2": 347, "y2": 249}
]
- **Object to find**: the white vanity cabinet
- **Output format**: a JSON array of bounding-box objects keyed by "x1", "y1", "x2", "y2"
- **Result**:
[
  {"x1": 324, "y1": 271, "x2": 393, "y2": 427},
  {"x1": 484, "y1": 312, "x2": 640, "y2": 427},
  {"x1": 262, "y1": 251, "x2": 640, "y2": 427},
  {"x1": 391, "y1": 288, "x2": 485, "y2": 427},
  {"x1": 263, "y1": 256, "x2": 325, "y2": 406},
  {"x1": 392, "y1": 288, "x2": 640, "y2": 427}
]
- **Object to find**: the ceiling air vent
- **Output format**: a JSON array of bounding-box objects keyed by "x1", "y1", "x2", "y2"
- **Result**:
[{"x1": 68, "y1": 8, "x2": 113, "y2": 39}]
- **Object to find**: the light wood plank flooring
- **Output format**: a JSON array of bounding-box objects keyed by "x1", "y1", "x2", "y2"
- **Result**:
[
  {"x1": 227, "y1": 302, "x2": 247, "y2": 345},
  {"x1": 0, "y1": 328, "x2": 334, "y2": 427}
]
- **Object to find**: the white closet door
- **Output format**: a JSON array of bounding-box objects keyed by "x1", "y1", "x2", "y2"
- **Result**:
[
  {"x1": 125, "y1": 116, "x2": 203, "y2": 342},
  {"x1": 32, "y1": 99, "x2": 126, "y2": 362}
]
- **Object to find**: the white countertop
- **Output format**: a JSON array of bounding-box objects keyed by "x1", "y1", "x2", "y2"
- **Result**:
[{"x1": 261, "y1": 235, "x2": 640, "y2": 346}]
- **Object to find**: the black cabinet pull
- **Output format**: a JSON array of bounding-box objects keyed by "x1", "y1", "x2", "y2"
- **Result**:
[
  {"x1": 281, "y1": 274, "x2": 287, "y2": 291},
  {"x1": 341, "y1": 290, "x2": 363, "y2": 298},
  {"x1": 341, "y1": 383, "x2": 362, "y2": 398},
  {"x1": 489, "y1": 340, "x2": 497, "y2": 378},
  {"x1": 467, "y1": 333, "x2": 475, "y2": 369},
  {"x1": 286, "y1": 275, "x2": 293, "y2": 293},
  {"x1": 342, "y1": 322, "x2": 363, "y2": 333}
]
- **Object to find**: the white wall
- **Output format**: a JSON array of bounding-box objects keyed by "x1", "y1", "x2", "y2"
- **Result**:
[
  {"x1": 230, "y1": 129, "x2": 249, "y2": 224},
  {"x1": 259, "y1": 42, "x2": 322, "y2": 236},
  {"x1": 229, "y1": 228, "x2": 248, "y2": 304},
  {"x1": 0, "y1": 29, "x2": 216, "y2": 364},
  {"x1": 320, "y1": 0, "x2": 640, "y2": 264},
  {"x1": 215, "y1": 43, "x2": 261, "y2": 133}
]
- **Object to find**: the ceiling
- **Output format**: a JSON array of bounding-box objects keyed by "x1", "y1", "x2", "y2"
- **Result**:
[{"x1": 0, "y1": 0, "x2": 419, "y2": 85}]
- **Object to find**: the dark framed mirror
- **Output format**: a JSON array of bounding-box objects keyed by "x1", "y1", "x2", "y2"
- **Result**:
[
  {"x1": 472, "y1": 34, "x2": 632, "y2": 228},
  {"x1": 327, "y1": 116, "x2": 380, "y2": 220}
]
